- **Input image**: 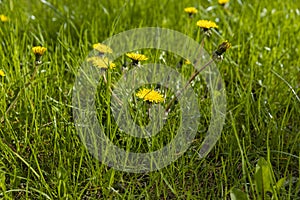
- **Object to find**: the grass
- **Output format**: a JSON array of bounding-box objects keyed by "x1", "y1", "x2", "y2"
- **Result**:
[{"x1": 1, "y1": 0, "x2": 300, "y2": 199}]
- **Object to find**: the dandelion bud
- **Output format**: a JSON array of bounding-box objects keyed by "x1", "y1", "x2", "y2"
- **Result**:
[{"x1": 212, "y1": 40, "x2": 231, "y2": 60}]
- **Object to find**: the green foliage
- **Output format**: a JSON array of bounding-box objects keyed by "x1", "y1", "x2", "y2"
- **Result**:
[
  {"x1": 230, "y1": 188, "x2": 248, "y2": 200},
  {"x1": 230, "y1": 158, "x2": 287, "y2": 200},
  {"x1": 0, "y1": 0, "x2": 299, "y2": 199}
]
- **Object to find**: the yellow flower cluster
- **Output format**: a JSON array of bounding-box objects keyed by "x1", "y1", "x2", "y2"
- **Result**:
[
  {"x1": 185, "y1": 4, "x2": 230, "y2": 55},
  {"x1": 90, "y1": 43, "x2": 116, "y2": 69},
  {"x1": 0, "y1": 14, "x2": 9, "y2": 22},
  {"x1": 32, "y1": 46, "x2": 47, "y2": 56},
  {"x1": 87, "y1": 57, "x2": 116, "y2": 69},
  {"x1": 136, "y1": 88, "x2": 164, "y2": 103}
]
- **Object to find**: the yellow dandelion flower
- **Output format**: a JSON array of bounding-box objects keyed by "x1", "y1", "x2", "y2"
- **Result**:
[
  {"x1": 109, "y1": 62, "x2": 116, "y2": 69},
  {"x1": 218, "y1": 0, "x2": 229, "y2": 5},
  {"x1": 126, "y1": 52, "x2": 148, "y2": 65},
  {"x1": 87, "y1": 57, "x2": 116, "y2": 69},
  {"x1": 93, "y1": 43, "x2": 113, "y2": 54},
  {"x1": 126, "y1": 53, "x2": 148, "y2": 62},
  {"x1": 184, "y1": 7, "x2": 198, "y2": 15},
  {"x1": 136, "y1": 88, "x2": 164, "y2": 103},
  {"x1": 0, "y1": 69, "x2": 5, "y2": 77},
  {"x1": 0, "y1": 14, "x2": 9, "y2": 22},
  {"x1": 185, "y1": 59, "x2": 192, "y2": 65},
  {"x1": 32, "y1": 46, "x2": 47, "y2": 56},
  {"x1": 196, "y1": 20, "x2": 218, "y2": 30}
]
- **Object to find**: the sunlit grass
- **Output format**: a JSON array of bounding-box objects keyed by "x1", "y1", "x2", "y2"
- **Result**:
[{"x1": 0, "y1": 0, "x2": 299, "y2": 199}]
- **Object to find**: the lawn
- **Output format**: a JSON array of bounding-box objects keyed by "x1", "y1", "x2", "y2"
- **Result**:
[{"x1": 0, "y1": 0, "x2": 300, "y2": 199}]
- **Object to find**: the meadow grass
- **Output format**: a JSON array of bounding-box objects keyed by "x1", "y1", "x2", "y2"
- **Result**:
[{"x1": 0, "y1": 0, "x2": 300, "y2": 199}]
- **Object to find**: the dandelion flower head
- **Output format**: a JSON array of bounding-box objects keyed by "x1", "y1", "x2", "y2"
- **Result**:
[
  {"x1": 184, "y1": 7, "x2": 198, "y2": 15},
  {"x1": 136, "y1": 88, "x2": 164, "y2": 103},
  {"x1": 0, "y1": 14, "x2": 9, "y2": 22},
  {"x1": 126, "y1": 53, "x2": 148, "y2": 62},
  {"x1": 87, "y1": 57, "x2": 116, "y2": 69},
  {"x1": 196, "y1": 20, "x2": 218, "y2": 29},
  {"x1": 185, "y1": 59, "x2": 192, "y2": 65},
  {"x1": 93, "y1": 43, "x2": 113, "y2": 54},
  {"x1": 0, "y1": 69, "x2": 5, "y2": 77},
  {"x1": 218, "y1": 0, "x2": 229, "y2": 5},
  {"x1": 32, "y1": 46, "x2": 47, "y2": 56}
]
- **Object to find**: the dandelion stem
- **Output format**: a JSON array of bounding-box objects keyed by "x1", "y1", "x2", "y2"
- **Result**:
[
  {"x1": 106, "y1": 69, "x2": 112, "y2": 135},
  {"x1": 165, "y1": 58, "x2": 214, "y2": 112},
  {"x1": 29, "y1": 64, "x2": 39, "y2": 83},
  {"x1": 1, "y1": 63, "x2": 40, "y2": 123},
  {"x1": 165, "y1": 40, "x2": 230, "y2": 113}
]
